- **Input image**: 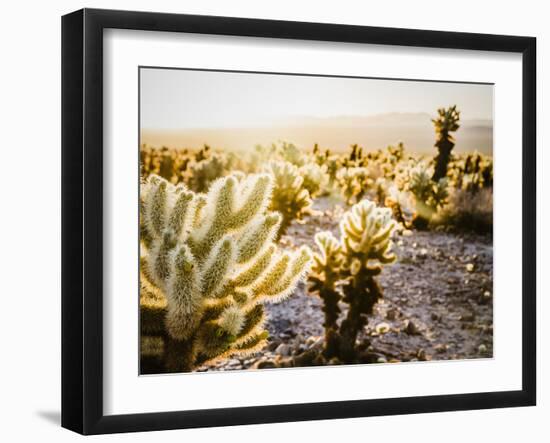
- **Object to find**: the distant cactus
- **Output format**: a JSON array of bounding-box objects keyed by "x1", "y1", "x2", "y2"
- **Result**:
[
  {"x1": 278, "y1": 141, "x2": 305, "y2": 167},
  {"x1": 337, "y1": 167, "x2": 373, "y2": 204},
  {"x1": 409, "y1": 163, "x2": 449, "y2": 228},
  {"x1": 344, "y1": 144, "x2": 364, "y2": 167},
  {"x1": 266, "y1": 161, "x2": 313, "y2": 238},
  {"x1": 194, "y1": 144, "x2": 211, "y2": 162},
  {"x1": 299, "y1": 162, "x2": 328, "y2": 198},
  {"x1": 448, "y1": 152, "x2": 493, "y2": 193},
  {"x1": 308, "y1": 200, "x2": 397, "y2": 363},
  {"x1": 324, "y1": 156, "x2": 340, "y2": 188},
  {"x1": 140, "y1": 173, "x2": 312, "y2": 372},
  {"x1": 187, "y1": 154, "x2": 227, "y2": 192},
  {"x1": 140, "y1": 145, "x2": 191, "y2": 184},
  {"x1": 432, "y1": 106, "x2": 460, "y2": 182},
  {"x1": 248, "y1": 144, "x2": 278, "y2": 172},
  {"x1": 385, "y1": 184, "x2": 415, "y2": 228}
]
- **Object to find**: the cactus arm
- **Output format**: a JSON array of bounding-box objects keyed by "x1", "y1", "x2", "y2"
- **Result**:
[
  {"x1": 232, "y1": 244, "x2": 276, "y2": 288},
  {"x1": 200, "y1": 236, "x2": 236, "y2": 298},
  {"x1": 236, "y1": 213, "x2": 281, "y2": 264}
]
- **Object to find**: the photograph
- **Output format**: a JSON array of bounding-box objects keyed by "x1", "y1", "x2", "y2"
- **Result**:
[{"x1": 138, "y1": 67, "x2": 494, "y2": 374}]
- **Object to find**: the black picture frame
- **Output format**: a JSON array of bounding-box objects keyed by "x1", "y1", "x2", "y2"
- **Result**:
[{"x1": 62, "y1": 8, "x2": 536, "y2": 435}]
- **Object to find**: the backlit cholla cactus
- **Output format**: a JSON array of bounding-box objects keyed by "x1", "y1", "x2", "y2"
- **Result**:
[
  {"x1": 385, "y1": 184, "x2": 415, "y2": 229},
  {"x1": 337, "y1": 167, "x2": 373, "y2": 205},
  {"x1": 299, "y1": 162, "x2": 328, "y2": 198},
  {"x1": 265, "y1": 161, "x2": 313, "y2": 238},
  {"x1": 448, "y1": 152, "x2": 493, "y2": 193},
  {"x1": 140, "y1": 145, "x2": 191, "y2": 183},
  {"x1": 309, "y1": 200, "x2": 397, "y2": 363},
  {"x1": 186, "y1": 154, "x2": 228, "y2": 192},
  {"x1": 325, "y1": 156, "x2": 341, "y2": 188},
  {"x1": 278, "y1": 141, "x2": 306, "y2": 167},
  {"x1": 409, "y1": 163, "x2": 449, "y2": 228},
  {"x1": 432, "y1": 105, "x2": 460, "y2": 182},
  {"x1": 342, "y1": 144, "x2": 365, "y2": 168},
  {"x1": 140, "y1": 173, "x2": 312, "y2": 372}
]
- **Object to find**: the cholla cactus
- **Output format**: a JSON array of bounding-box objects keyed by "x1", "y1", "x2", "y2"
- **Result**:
[
  {"x1": 409, "y1": 163, "x2": 449, "y2": 228},
  {"x1": 278, "y1": 141, "x2": 305, "y2": 167},
  {"x1": 266, "y1": 161, "x2": 313, "y2": 238},
  {"x1": 248, "y1": 144, "x2": 278, "y2": 172},
  {"x1": 299, "y1": 162, "x2": 328, "y2": 198},
  {"x1": 342, "y1": 144, "x2": 364, "y2": 167},
  {"x1": 187, "y1": 154, "x2": 227, "y2": 192},
  {"x1": 337, "y1": 167, "x2": 373, "y2": 204},
  {"x1": 432, "y1": 105, "x2": 460, "y2": 182},
  {"x1": 308, "y1": 200, "x2": 397, "y2": 363},
  {"x1": 140, "y1": 173, "x2": 312, "y2": 372},
  {"x1": 140, "y1": 145, "x2": 191, "y2": 183},
  {"x1": 385, "y1": 184, "x2": 415, "y2": 228},
  {"x1": 448, "y1": 152, "x2": 493, "y2": 193},
  {"x1": 325, "y1": 156, "x2": 340, "y2": 188}
]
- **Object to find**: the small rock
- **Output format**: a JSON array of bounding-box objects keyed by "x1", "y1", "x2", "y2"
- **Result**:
[
  {"x1": 404, "y1": 319, "x2": 420, "y2": 335},
  {"x1": 283, "y1": 328, "x2": 297, "y2": 338},
  {"x1": 431, "y1": 313, "x2": 440, "y2": 321},
  {"x1": 434, "y1": 343, "x2": 448, "y2": 353},
  {"x1": 275, "y1": 343, "x2": 292, "y2": 357},
  {"x1": 478, "y1": 344, "x2": 488, "y2": 354},
  {"x1": 386, "y1": 308, "x2": 398, "y2": 320},
  {"x1": 466, "y1": 263, "x2": 474, "y2": 272},
  {"x1": 267, "y1": 340, "x2": 281, "y2": 352},
  {"x1": 376, "y1": 356, "x2": 388, "y2": 364},
  {"x1": 479, "y1": 290, "x2": 492, "y2": 304},
  {"x1": 252, "y1": 359, "x2": 277, "y2": 369},
  {"x1": 417, "y1": 348, "x2": 427, "y2": 361}
]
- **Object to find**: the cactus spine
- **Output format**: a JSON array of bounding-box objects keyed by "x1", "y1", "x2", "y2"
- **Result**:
[
  {"x1": 308, "y1": 200, "x2": 397, "y2": 363},
  {"x1": 140, "y1": 173, "x2": 312, "y2": 372}
]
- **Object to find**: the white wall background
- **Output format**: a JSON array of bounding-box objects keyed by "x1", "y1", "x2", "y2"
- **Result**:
[{"x1": 0, "y1": 0, "x2": 545, "y2": 441}]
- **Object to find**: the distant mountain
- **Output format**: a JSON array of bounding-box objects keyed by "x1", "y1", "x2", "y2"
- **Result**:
[{"x1": 141, "y1": 112, "x2": 493, "y2": 155}]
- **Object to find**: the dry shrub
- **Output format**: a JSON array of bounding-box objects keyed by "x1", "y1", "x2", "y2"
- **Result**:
[{"x1": 437, "y1": 188, "x2": 493, "y2": 234}]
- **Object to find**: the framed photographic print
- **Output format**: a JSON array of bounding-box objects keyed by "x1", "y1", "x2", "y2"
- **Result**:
[{"x1": 61, "y1": 8, "x2": 536, "y2": 435}]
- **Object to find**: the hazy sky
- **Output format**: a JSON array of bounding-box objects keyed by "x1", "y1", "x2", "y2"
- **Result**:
[{"x1": 140, "y1": 68, "x2": 493, "y2": 130}]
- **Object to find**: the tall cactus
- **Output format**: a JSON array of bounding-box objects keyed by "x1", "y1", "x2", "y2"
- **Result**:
[
  {"x1": 432, "y1": 105, "x2": 460, "y2": 182},
  {"x1": 308, "y1": 200, "x2": 397, "y2": 363},
  {"x1": 140, "y1": 173, "x2": 312, "y2": 372},
  {"x1": 266, "y1": 161, "x2": 313, "y2": 238}
]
